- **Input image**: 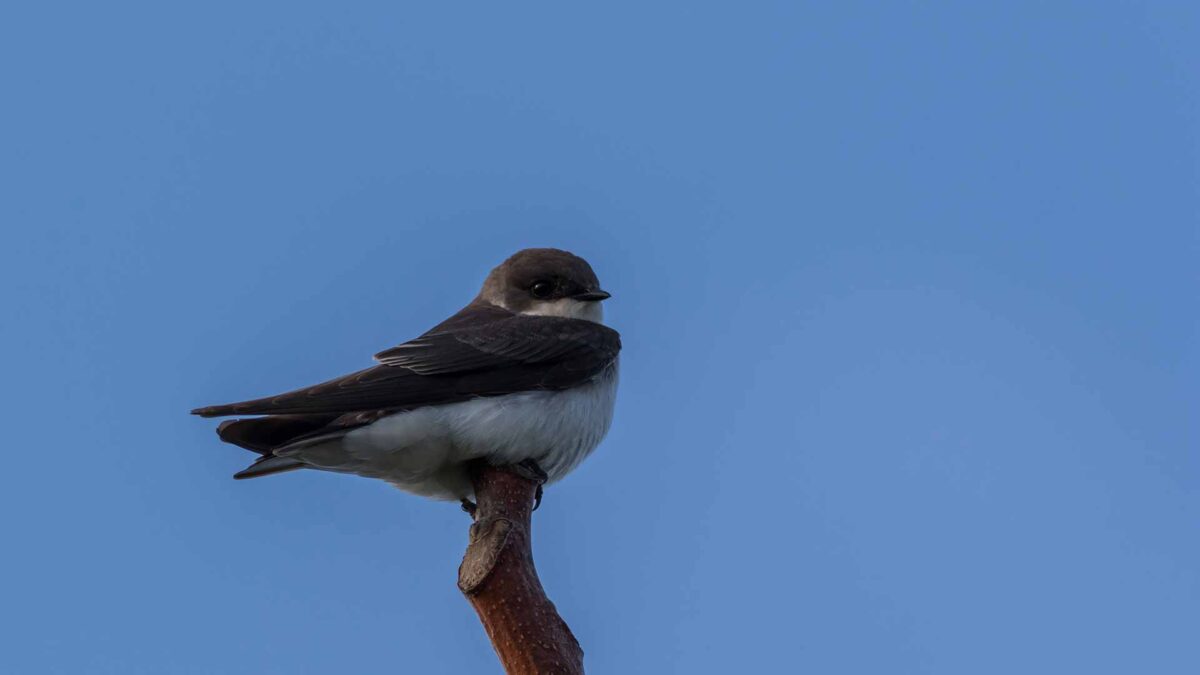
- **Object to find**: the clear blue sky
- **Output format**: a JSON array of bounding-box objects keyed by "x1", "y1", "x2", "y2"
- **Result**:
[{"x1": 2, "y1": 2, "x2": 1196, "y2": 673}]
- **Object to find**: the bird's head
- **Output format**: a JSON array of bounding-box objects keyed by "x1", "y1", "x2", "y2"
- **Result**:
[{"x1": 478, "y1": 248, "x2": 610, "y2": 323}]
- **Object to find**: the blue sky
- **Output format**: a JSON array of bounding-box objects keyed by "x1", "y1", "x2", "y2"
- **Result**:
[{"x1": 2, "y1": 2, "x2": 1197, "y2": 673}]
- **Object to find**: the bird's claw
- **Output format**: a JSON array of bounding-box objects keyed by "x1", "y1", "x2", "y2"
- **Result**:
[
  {"x1": 461, "y1": 461, "x2": 545, "y2": 516},
  {"x1": 513, "y1": 458, "x2": 548, "y2": 483},
  {"x1": 514, "y1": 459, "x2": 547, "y2": 511}
]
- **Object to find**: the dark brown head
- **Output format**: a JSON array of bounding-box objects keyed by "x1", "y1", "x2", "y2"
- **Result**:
[{"x1": 477, "y1": 248, "x2": 610, "y2": 322}]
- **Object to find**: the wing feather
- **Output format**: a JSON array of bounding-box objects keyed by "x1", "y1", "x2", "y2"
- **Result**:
[{"x1": 192, "y1": 310, "x2": 619, "y2": 418}]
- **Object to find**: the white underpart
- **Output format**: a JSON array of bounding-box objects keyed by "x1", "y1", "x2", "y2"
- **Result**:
[{"x1": 280, "y1": 361, "x2": 618, "y2": 500}]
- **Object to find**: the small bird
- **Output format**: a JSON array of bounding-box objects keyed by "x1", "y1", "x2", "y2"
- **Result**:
[{"x1": 192, "y1": 248, "x2": 620, "y2": 507}]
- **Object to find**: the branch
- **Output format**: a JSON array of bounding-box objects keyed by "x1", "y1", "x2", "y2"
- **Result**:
[{"x1": 458, "y1": 461, "x2": 584, "y2": 674}]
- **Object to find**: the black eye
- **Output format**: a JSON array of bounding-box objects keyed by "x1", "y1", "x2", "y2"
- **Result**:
[{"x1": 530, "y1": 280, "x2": 554, "y2": 299}]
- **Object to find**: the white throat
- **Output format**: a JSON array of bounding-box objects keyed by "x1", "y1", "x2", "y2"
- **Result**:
[{"x1": 520, "y1": 298, "x2": 605, "y2": 323}]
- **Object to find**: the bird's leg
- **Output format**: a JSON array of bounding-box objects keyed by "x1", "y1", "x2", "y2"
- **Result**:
[
  {"x1": 512, "y1": 459, "x2": 548, "y2": 511},
  {"x1": 460, "y1": 498, "x2": 478, "y2": 519},
  {"x1": 513, "y1": 458, "x2": 548, "y2": 482}
]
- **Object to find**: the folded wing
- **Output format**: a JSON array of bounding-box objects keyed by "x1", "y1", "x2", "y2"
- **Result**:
[{"x1": 191, "y1": 310, "x2": 620, "y2": 418}]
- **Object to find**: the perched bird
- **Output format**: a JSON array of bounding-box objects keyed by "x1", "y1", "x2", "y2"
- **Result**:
[{"x1": 192, "y1": 248, "x2": 620, "y2": 507}]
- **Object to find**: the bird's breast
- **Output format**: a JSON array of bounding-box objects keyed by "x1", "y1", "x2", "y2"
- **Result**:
[
  {"x1": 446, "y1": 359, "x2": 619, "y2": 480},
  {"x1": 339, "y1": 359, "x2": 619, "y2": 489}
]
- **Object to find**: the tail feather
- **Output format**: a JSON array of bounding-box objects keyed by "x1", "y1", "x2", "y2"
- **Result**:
[
  {"x1": 234, "y1": 455, "x2": 306, "y2": 480},
  {"x1": 210, "y1": 415, "x2": 340, "y2": 481},
  {"x1": 215, "y1": 415, "x2": 339, "y2": 454},
  {"x1": 197, "y1": 410, "x2": 379, "y2": 482}
]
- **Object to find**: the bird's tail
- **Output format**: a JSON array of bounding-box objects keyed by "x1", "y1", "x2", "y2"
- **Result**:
[
  {"x1": 233, "y1": 454, "x2": 306, "y2": 479},
  {"x1": 210, "y1": 415, "x2": 339, "y2": 480}
]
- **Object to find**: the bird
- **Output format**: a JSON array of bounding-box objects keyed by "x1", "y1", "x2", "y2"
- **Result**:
[{"x1": 192, "y1": 248, "x2": 620, "y2": 509}]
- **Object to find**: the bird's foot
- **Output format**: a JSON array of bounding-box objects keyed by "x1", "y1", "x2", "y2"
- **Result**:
[
  {"x1": 460, "y1": 498, "x2": 477, "y2": 519},
  {"x1": 512, "y1": 459, "x2": 547, "y2": 511},
  {"x1": 512, "y1": 458, "x2": 548, "y2": 483}
]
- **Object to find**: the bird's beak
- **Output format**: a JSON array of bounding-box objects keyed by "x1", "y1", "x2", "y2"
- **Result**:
[{"x1": 572, "y1": 289, "x2": 611, "y2": 302}]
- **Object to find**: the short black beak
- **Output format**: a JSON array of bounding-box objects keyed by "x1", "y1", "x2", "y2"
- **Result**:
[{"x1": 573, "y1": 289, "x2": 611, "y2": 302}]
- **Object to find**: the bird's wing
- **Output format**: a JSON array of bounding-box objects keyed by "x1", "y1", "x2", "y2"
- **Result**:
[{"x1": 191, "y1": 312, "x2": 620, "y2": 417}]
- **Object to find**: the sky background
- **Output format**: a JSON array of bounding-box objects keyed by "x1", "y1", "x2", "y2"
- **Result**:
[{"x1": 2, "y1": 2, "x2": 1197, "y2": 673}]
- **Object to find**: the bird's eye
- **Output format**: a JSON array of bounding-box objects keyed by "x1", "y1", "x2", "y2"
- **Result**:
[{"x1": 530, "y1": 280, "x2": 554, "y2": 299}]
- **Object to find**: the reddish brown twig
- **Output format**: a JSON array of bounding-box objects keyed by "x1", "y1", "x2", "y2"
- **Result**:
[{"x1": 458, "y1": 462, "x2": 584, "y2": 674}]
